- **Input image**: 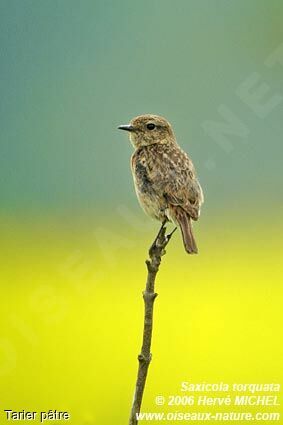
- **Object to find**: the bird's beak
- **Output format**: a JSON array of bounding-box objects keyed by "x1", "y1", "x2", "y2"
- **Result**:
[{"x1": 118, "y1": 124, "x2": 134, "y2": 132}]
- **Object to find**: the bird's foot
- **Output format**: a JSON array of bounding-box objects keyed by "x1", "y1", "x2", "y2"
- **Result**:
[
  {"x1": 166, "y1": 226, "x2": 177, "y2": 242},
  {"x1": 149, "y1": 221, "x2": 167, "y2": 257}
]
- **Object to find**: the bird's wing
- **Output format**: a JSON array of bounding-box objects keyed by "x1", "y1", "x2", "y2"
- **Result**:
[
  {"x1": 160, "y1": 147, "x2": 204, "y2": 221},
  {"x1": 164, "y1": 188, "x2": 201, "y2": 220},
  {"x1": 134, "y1": 144, "x2": 203, "y2": 220}
]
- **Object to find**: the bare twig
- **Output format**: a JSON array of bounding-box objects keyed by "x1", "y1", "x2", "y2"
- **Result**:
[{"x1": 129, "y1": 224, "x2": 176, "y2": 425}]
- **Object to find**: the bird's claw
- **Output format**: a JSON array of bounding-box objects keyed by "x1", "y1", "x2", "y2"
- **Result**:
[{"x1": 166, "y1": 227, "x2": 177, "y2": 241}]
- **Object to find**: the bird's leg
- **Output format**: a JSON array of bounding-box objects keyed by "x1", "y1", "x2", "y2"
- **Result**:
[
  {"x1": 149, "y1": 220, "x2": 167, "y2": 255},
  {"x1": 166, "y1": 226, "x2": 177, "y2": 241}
]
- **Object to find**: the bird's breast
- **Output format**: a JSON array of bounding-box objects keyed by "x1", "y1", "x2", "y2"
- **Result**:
[
  {"x1": 134, "y1": 161, "x2": 152, "y2": 194},
  {"x1": 131, "y1": 152, "x2": 166, "y2": 221}
]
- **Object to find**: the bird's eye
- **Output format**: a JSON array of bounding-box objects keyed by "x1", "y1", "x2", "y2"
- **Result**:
[{"x1": 147, "y1": 123, "x2": 156, "y2": 130}]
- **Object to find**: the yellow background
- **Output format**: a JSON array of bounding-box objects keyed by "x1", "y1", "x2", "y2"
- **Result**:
[{"x1": 0, "y1": 206, "x2": 282, "y2": 422}]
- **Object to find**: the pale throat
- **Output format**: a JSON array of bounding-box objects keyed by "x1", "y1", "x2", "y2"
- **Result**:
[{"x1": 129, "y1": 133, "x2": 176, "y2": 149}]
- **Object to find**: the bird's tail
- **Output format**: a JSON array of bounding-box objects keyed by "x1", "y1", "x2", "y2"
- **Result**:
[{"x1": 169, "y1": 205, "x2": 198, "y2": 254}]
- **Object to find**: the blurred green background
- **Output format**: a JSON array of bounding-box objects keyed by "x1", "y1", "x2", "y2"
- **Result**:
[{"x1": 0, "y1": 1, "x2": 282, "y2": 423}]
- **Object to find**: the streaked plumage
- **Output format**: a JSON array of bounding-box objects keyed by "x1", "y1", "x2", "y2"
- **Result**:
[{"x1": 119, "y1": 114, "x2": 204, "y2": 254}]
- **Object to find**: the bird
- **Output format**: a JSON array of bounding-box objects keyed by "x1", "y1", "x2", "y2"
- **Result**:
[{"x1": 118, "y1": 114, "x2": 204, "y2": 254}]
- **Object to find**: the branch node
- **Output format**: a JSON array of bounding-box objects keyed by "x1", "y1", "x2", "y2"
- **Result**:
[
  {"x1": 138, "y1": 353, "x2": 152, "y2": 364},
  {"x1": 145, "y1": 259, "x2": 155, "y2": 273},
  {"x1": 143, "y1": 291, "x2": 158, "y2": 302}
]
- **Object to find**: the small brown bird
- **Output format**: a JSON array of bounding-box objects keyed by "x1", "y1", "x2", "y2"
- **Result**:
[{"x1": 118, "y1": 114, "x2": 204, "y2": 254}]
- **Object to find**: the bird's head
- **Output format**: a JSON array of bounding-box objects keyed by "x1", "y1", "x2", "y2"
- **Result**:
[{"x1": 118, "y1": 114, "x2": 176, "y2": 148}]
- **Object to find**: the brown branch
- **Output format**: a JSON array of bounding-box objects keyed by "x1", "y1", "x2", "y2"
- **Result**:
[{"x1": 129, "y1": 224, "x2": 176, "y2": 425}]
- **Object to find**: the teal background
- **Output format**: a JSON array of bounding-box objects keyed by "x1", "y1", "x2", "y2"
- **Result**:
[{"x1": 1, "y1": 0, "x2": 282, "y2": 213}]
